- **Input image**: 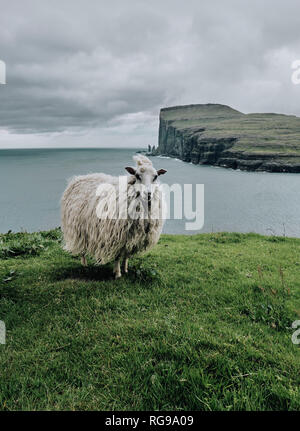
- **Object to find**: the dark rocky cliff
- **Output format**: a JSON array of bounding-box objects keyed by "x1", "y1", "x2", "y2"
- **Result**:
[{"x1": 153, "y1": 104, "x2": 300, "y2": 172}]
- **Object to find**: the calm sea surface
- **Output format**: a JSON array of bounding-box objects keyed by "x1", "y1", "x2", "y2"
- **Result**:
[{"x1": 0, "y1": 148, "x2": 300, "y2": 236}]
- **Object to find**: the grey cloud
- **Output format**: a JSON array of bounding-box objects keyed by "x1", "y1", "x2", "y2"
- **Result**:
[{"x1": 0, "y1": 0, "x2": 300, "y2": 140}]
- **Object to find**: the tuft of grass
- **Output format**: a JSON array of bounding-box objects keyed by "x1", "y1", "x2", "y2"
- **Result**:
[
  {"x1": 240, "y1": 264, "x2": 293, "y2": 331},
  {"x1": 129, "y1": 259, "x2": 163, "y2": 285},
  {"x1": 0, "y1": 229, "x2": 62, "y2": 259},
  {"x1": 0, "y1": 230, "x2": 300, "y2": 411}
]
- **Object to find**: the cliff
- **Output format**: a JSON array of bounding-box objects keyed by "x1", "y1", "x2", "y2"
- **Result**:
[{"x1": 153, "y1": 104, "x2": 300, "y2": 172}]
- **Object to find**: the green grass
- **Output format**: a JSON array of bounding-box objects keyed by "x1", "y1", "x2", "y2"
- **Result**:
[{"x1": 0, "y1": 228, "x2": 300, "y2": 411}]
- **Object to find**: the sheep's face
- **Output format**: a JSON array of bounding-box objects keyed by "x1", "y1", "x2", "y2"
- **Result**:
[{"x1": 125, "y1": 164, "x2": 167, "y2": 202}]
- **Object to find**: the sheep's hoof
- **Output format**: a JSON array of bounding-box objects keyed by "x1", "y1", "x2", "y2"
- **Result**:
[
  {"x1": 81, "y1": 256, "x2": 87, "y2": 266},
  {"x1": 114, "y1": 273, "x2": 121, "y2": 279}
]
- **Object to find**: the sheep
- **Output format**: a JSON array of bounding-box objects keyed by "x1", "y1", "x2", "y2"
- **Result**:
[{"x1": 61, "y1": 155, "x2": 167, "y2": 278}]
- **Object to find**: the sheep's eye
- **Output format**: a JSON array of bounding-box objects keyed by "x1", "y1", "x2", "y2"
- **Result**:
[
  {"x1": 153, "y1": 175, "x2": 158, "y2": 182},
  {"x1": 135, "y1": 174, "x2": 141, "y2": 181}
]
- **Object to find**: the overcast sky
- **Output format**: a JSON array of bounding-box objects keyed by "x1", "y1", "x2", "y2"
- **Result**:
[{"x1": 0, "y1": 0, "x2": 300, "y2": 148}]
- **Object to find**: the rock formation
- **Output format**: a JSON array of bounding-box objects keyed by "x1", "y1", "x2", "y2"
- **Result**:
[{"x1": 152, "y1": 104, "x2": 300, "y2": 172}]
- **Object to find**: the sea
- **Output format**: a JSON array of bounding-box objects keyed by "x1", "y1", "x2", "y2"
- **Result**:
[{"x1": 0, "y1": 148, "x2": 300, "y2": 236}]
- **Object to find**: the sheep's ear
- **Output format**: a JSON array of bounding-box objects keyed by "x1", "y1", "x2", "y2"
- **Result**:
[
  {"x1": 128, "y1": 176, "x2": 136, "y2": 185},
  {"x1": 157, "y1": 169, "x2": 167, "y2": 176},
  {"x1": 125, "y1": 167, "x2": 136, "y2": 175}
]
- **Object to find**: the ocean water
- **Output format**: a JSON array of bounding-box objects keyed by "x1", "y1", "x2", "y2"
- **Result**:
[{"x1": 0, "y1": 148, "x2": 300, "y2": 236}]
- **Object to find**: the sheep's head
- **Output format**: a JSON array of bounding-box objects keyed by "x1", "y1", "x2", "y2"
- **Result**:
[{"x1": 125, "y1": 155, "x2": 167, "y2": 203}]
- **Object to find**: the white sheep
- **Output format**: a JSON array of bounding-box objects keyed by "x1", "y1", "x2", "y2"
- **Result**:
[{"x1": 61, "y1": 155, "x2": 167, "y2": 278}]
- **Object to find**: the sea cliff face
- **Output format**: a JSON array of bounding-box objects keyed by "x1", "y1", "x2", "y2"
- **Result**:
[{"x1": 153, "y1": 104, "x2": 300, "y2": 172}]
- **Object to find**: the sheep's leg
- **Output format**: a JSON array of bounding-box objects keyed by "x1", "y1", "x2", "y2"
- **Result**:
[
  {"x1": 124, "y1": 258, "x2": 129, "y2": 273},
  {"x1": 113, "y1": 260, "x2": 121, "y2": 279},
  {"x1": 81, "y1": 255, "x2": 87, "y2": 266}
]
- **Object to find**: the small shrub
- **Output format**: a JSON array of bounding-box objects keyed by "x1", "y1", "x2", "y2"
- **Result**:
[
  {"x1": 39, "y1": 228, "x2": 62, "y2": 241},
  {"x1": 209, "y1": 233, "x2": 243, "y2": 244},
  {"x1": 129, "y1": 260, "x2": 163, "y2": 284},
  {"x1": 266, "y1": 236, "x2": 286, "y2": 243}
]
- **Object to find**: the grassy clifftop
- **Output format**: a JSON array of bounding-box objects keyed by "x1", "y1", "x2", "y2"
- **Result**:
[
  {"x1": 156, "y1": 104, "x2": 300, "y2": 172},
  {"x1": 0, "y1": 229, "x2": 300, "y2": 410}
]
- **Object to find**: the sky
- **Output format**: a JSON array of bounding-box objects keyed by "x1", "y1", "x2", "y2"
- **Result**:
[{"x1": 0, "y1": 0, "x2": 300, "y2": 148}]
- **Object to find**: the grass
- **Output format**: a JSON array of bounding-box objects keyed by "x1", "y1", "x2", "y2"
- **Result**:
[{"x1": 0, "y1": 228, "x2": 300, "y2": 410}]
